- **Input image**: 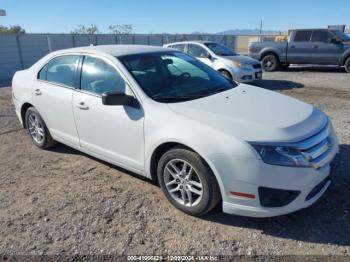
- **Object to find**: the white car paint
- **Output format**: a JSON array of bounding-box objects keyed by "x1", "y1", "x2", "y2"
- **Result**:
[
  {"x1": 12, "y1": 45, "x2": 339, "y2": 217},
  {"x1": 164, "y1": 41, "x2": 262, "y2": 83}
]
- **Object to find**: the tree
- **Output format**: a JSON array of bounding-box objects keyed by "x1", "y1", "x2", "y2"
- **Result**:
[
  {"x1": 108, "y1": 24, "x2": 133, "y2": 34},
  {"x1": 70, "y1": 24, "x2": 99, "y2": 34},
  {"x1": 0, "y1": 25, "x2": 25, "y2": 34}
]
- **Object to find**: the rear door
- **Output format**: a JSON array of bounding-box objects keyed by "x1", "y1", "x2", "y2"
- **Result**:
[
  {"x1": 287, "y1": 30, "x2": 314, "y2": 64},
  {"x1": 33, "y1": 55, "x2": 80, "y2": 146},
  {"x1": 310, "y1": 30, "x2": 343, "y2": 65}
]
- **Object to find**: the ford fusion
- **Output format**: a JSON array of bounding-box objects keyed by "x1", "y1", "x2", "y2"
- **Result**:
[{"x1": 12, "y1": 45, "x2": 339, "y2": 217}]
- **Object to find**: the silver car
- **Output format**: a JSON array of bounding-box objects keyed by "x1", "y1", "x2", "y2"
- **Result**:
[{"x1": 164, "y1": 41, "x2": 262, "y2": 83}]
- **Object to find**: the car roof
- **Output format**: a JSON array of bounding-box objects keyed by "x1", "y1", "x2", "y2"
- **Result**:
[
  {"x1": 52, "y1": 44, "x2": 169, "y2": 57},
  {"x1": 166, "y1": 40, "x2": 213, "y2": 45}
]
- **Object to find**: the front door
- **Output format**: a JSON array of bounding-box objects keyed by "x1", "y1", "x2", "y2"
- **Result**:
[
  {"x1": 310, "y1": 30, "x2": 343, "y2": 65},
  {"x1": 187, "y1": 44, "x2": 214, "y2": 67},
  {"x1": 72, "y1": 55, "x2": 145, "y2": 171}
]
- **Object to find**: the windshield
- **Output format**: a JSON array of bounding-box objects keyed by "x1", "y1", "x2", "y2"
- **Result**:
[
  {"x1": 331, "y1": 30, "x2": 350, "y2": 41},
  {"x1": 119, "y1": 52, "x2": 237, "y2": 103},
  {"x1": 204, "y1": 43, "x2": 237, "y2": 56}
]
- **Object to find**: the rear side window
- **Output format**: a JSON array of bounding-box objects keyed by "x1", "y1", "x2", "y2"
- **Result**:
[
  {"x1": 311, "y1": 31, "x2": 333, "y2": 43},
  {"x1": 80, "y1": 56, "x2": 126, "y2": 95},
  {"x1": 294, "y1": 31, "x2": 312, "y2": 42},
  {"x1": 170, "y1": 44, "x2": 186, "y2": 52},
  {"x1": 43, "y1": 55, "x2": 79, "y2": 87}
]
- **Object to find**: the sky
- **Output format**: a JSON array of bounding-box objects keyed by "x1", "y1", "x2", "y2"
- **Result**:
[{"x1": 0, "y1": 0, "x2": 349, "y2": 33}]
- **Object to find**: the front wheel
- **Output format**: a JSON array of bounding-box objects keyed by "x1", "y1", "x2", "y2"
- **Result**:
[
  {"x1": 261, "y1": 54, "x2": 279, "y2": 72},
  {"x1": 157, "y1": 148, "x2": 221, "y2": 216},
  {"x1": 345, "y1": 57, "x2": 350, "y2": 73},
  {"x1": 25, "y1": 107, "x2": 56, "y2": 149},
  {"x1": 219, "y1": 70, "x2": 233, "y2": 80}
]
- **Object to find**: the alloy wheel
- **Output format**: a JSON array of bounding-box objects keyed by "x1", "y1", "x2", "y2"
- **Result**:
[{"x1": 163, "y1": 159, "x2": 203, "y2": 207}]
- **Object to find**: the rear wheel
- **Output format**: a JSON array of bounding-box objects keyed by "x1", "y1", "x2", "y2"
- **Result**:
[
  {"x1": 345, "y1": 57, "x2": 350, "y2": 73},
  {"x1": 157, "y1": 148, "x2": 221, "y2": 216},
  {"x1": 261, "y1": 54, "x2": 279, "y2": 72},
  {"x1": 25, "y1": 107, "x2": 56, "y2": 149}
]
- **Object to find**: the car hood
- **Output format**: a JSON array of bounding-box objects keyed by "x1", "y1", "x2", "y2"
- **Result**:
[
  {"x1": 167, "y1": 84, "x2": 327, "y2": 143},
  {"x1": 220, "y1": 55, "x2": 259, "y2": 65}
]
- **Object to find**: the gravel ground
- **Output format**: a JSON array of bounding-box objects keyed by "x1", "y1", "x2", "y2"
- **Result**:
[{"x1": 0, "y1": 67, "x2": 350, "y2": 256}]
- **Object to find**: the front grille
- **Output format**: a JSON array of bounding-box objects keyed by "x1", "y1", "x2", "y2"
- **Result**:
[
  {"x1": 292, "y1": 121, "x2": 334, "y2": 169},
  {"x1": 253, "y1": 64, "x2": 261, "y2": 69}
]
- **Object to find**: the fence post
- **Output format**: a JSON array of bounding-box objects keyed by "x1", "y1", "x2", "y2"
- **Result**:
[
  {"x1": 72, "y1": 35, "x2": 76, "y2": 47},
  {"x1": 16, "y1": 34, "x2": 24, "y2": 69},
  {"x1": 95, "y1": 35, "x2": 98, "y2": 45},
  {"x1": 47, "y1": 35, "x2": 52, "y2": 52},
  {"x1": 147, "y1": 35, "x2": 150, "y2": 45}
]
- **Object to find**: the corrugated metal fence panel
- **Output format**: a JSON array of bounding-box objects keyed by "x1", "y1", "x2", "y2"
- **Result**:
[
  {"x1": 0, "y1": 33, "x2": 239, "y2": 82},
  {"x1": 0, "y1": 35, "x2": 22, "y2": 79},
  {"x1": 19, "y1": 34, "x2": 50, "y2": 68},
  {"x1": 97, "y1": 35, "x2": 117, "y2": 45},
  {"x1": 48, "y1": 35, "x2": 74, "y2": 51}
]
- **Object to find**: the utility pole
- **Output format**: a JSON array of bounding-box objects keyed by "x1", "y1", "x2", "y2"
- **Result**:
[{"x1": 259, "y1": 19, "x2": 263, "y2": 42}]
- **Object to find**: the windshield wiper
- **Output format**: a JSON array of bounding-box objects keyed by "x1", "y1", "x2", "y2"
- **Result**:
[{"x1": 153, "y1": 94, "x2": 205, "y2": 102}]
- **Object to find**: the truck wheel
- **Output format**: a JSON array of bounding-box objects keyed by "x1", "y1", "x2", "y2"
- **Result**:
[
  {"x1": 261, "y1": 54, "x2": 279, "y2": 72},
  {"x1": 345, "y1": 57, "x2": 350, "y2": 73}
]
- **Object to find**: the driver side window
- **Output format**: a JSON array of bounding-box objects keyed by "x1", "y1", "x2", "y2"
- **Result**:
[
  {"x1": 80, "y1": 56, "x2": 126, "y2": 95},
  {"x1": 187, "y1": 44, "x2": 209, "y2": 58}
]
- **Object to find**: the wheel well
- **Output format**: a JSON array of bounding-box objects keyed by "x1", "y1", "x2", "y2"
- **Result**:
[
  {"x1": 20, "y1": 103, "x2": 33, "y2": 128},
  {"x1": 344, "y1": 55, "x2": 350, "y2": 65}
]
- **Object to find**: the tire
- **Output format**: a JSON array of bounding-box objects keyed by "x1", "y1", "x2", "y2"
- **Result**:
[
  {"x1": 261, "y1": 54, "x2": 279, "y2": 72},
  {"x1": 345, "y1": 57, "x2": 350, "y2": 73},
  {"x1": 157, "y1": 147, "x2": 221, "y2": 216},
  {"x1": 219, "y1": 70, "x2": 233, "y2": 80},
  {"x1": 25, "y1": 107, "x2": 56, "y2": 149}
]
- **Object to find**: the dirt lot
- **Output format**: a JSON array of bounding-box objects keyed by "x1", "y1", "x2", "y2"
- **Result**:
[{"x1": 0, "y1": 66, "x2": 350, "y2": 256}]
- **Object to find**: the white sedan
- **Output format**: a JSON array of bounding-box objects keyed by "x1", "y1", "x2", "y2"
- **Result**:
[
  {"x1": 12, "y1": 45, "x2": 339, "y2": 217},
  {"x1": 164, "y1": 41, "x2": 262, "y2": 82}
]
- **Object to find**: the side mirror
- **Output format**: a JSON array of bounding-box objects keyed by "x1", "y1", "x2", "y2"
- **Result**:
[
  {"x1": 102, "y1": 91, "x2": 139, "y2": 108},
  {"x1": 330, "y1": 38, "x2": 341, "y2": 44}
]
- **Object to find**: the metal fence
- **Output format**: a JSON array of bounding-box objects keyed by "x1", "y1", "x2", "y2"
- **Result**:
[{"x1": 0, "y1": 33, "x2": 277, "y2": 84}]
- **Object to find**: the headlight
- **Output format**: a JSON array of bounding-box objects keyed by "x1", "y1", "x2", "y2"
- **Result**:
[
  {"x1": 251, "y1": 145, "x2": 311, "y2": 167},
  {"x1": 233, "y1": 61, "x2": 252, "y2": 70}
]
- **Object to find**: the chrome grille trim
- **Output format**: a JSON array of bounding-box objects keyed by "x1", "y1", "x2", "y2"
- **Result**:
[{"x1": 290, "y1": 120, "x2": 336, "y2": 169}]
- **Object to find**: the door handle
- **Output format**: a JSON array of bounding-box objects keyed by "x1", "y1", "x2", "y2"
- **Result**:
[
  {"x1": 290, "y1": 45, "x2": 296, "y2": 49},
  {"x1": 313, "y1": 45, "x2": 319, "y2": 48},
  {"x1": 34, "y1": 89, "x2": 42, "y2": 95},
  {"x1": 76, "y1": 102, "x2": 89, "y2": 110}
]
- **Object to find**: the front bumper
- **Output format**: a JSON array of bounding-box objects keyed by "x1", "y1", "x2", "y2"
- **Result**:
[
  {"x1": 209, "y1": 122, "x2": 339, "y2": 218},
  {"x1": 231, "y1": 67, "x2": 263, "y2": 83}
]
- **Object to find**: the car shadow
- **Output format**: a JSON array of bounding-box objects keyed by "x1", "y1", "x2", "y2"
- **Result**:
[
  {"x1": 50, "y1": 142, "x2": 350, "y2": 246},
  {"x1": 281, "y1": 65, "x2": 346, "y2": 73},
  {"x1": 251, "y1": 79, "x2": 304, "y2": 91},
  {"x1": 202, "y1": 143, "x2": 350, "y2": 246}
]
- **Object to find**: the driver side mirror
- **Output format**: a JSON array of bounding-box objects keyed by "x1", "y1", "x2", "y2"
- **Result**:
[
  {"x1": 330, "y1": 38, "x2": 341, "y2": 45},
  {"x1": 102, "y1": 91, "x2": 139, "y2": 108}
]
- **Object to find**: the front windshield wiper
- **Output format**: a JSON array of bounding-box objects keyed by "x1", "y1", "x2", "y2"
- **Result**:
[{"x1": 153, "y1": 94, "x2": 206, "y2": 102}]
